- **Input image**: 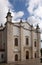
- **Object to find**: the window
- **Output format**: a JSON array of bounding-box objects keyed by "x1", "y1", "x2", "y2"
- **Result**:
[
  {"x1": 15, "y1": 54, "x2": 18, "y2": 61},
  {"x1": 26, "y1": 38, "x2": 29, "y2": 45},
  {"x1": 34, "y1": 53, "x2": 36, "y2": 58},
  {"x1": 1, "y1": 54, "x2": 4, "y2": 59},
  {"x1": 26, "y1": 51, "x2": 29, "y2": 59},
  {"x1": 15, "y1": 38, "x2": 18, "y2": 46},
  {"x1": 34, "y1": 41, "x2": 36, "y2": 47},
  {"x1": 41, "y1": 49, "x2": 42, "y2": 56},
  {"x1": 3, "y1": 43, "x2": 5, "y2": 48}
]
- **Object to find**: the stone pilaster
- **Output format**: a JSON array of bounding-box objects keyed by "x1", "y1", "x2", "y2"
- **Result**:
[
  {"x1": 31, "y1": 25, "x2": 34, "y2": 59},
  {"x1": 6, "y1": 22, "x2": 14, "y2": 63}
]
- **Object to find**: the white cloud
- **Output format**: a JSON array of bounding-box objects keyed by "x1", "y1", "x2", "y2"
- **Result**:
[
  {"x1": 28, "y1": 16, "x2": 42, "y2": 29},
  {"x1": 16, "y1": 11, "x2": 24, "y2": 18},
  {"x1": 0, "y1": 0, "x2": 24, "y2": 25},
  {"x1": 12, "y1": 11, "x2": 24, "y2": 21},
  {"x1": 28, "y1": 16, "x2": 40, "y2": 24},
  {"x1": 34, "y1": 5, "x2": 42, "y2": 18},
  {"x1": 27, "y1": 0, "x2": 42, "y2": 19},
  {"x1": 27, "y1": 0, "x2": 41, "y2": 14},
  {"x1": 0, "y1": 0, "x2": 13, "y2": 25},
  {"x1": 26, "y1": 0, "x2": 42, "y2": 42},
  {"x1": 26, "y1": 0, "x2": 42, "y2": 34}
]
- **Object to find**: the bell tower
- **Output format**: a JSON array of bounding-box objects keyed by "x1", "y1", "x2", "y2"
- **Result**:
[
  {"x1": 6, "y1": 9, "x2": 12, "y2": 22},
  {"x1": 5, "y1": 10, "x2": 13, "y2": 63}
]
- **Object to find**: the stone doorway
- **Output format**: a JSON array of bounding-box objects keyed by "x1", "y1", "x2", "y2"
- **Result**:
[
  {"x1": 26, "y1": 51, "x2": 29, "y2": 59},
  {"x1": 15, "y1": 54, "x2": 18, "y2": 61}
]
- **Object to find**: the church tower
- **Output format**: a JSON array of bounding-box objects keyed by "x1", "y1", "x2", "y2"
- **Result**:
[
  {"x1": 5, "y1": 10, "x2": 14, "y2": 63},
  {"x1": 6, "y1": 9, "x2": 12, "y2": 22}
]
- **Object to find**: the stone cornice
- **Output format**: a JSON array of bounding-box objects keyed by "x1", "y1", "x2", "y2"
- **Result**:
[{"x1": 4, "y1": 21, "x2": 41, "y2": 33}]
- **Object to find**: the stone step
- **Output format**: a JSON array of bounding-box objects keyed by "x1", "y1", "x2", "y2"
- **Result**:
[{"x1": 14, "y1": 58, "x2": 40, "y2": 65}]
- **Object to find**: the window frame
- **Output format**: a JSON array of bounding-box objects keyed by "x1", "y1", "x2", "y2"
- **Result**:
[
  {"x1": 26, "y1": 36, "x2": 29, "y2": 45},
  {"x1": 34, "y1": 40, "x2": 36, "y2": 47},
  {"x1": 34, "y1": 53, "x2": 36, "y2": 58},
  {"x1": 15, "y1": 38, "x2": 18, "y2": 46},
  {"x1": 26, "y1": 51, "x2": 29, "y2": 59},
  {"x1": 1, "y1": 54, "x2": 4, "y2": 59},
  {"x1": 15, "y1": 54, "x2": 18, "y2": 61}
]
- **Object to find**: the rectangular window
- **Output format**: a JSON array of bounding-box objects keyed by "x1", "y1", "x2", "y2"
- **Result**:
[
  {"x1": 34, "y1": 41, "x2": 36, "y2": 47},
  {"x1": 34, "y1": 53, "x2": 36, "y2": 58},
  {"x1": 15, "y1": 38, "x2": 18, "y2": 46},
  {"x1": 1, "y1": 54, "x2": 4, "y2": 59},
  {"x1": 26, "y1": 37, "x2": 29, "y2": 45}
]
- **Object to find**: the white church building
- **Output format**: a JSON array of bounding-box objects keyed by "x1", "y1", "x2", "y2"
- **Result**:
[{"x1": 0, "y1": 10, "x2": 41, "y2": 63}]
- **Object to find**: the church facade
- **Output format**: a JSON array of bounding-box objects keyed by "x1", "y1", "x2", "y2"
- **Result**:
[{"x1": 0, "y1": 10, "x2": 41, "y2": 63}]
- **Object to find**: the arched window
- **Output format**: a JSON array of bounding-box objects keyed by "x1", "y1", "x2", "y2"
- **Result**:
[
  {"x1": 15, "y1": 54, "x2": 18, "y2": 61},
  {"x1": 15, "y1": 38, "x2": 18, "y2": 46},
  {"x1": 35, "y1": 53, "x2": 36, "y2": 58},
  {"x1": 1, "y1": 54, "x2": 4, "y2": 59},
  {"x1": 26, "y1": 51, "x2": 29, "y2": 59},
  {"x1": 34, "y1": 41, "x2": 36, "y2": 47},
  {"x1": 26, "y1": 38, "x2": 29, "y2": 45}
]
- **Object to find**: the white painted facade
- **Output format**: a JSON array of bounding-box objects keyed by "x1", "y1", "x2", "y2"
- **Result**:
[{"x1": 0, "y1": 11, "x2": 41, "y2": 63}]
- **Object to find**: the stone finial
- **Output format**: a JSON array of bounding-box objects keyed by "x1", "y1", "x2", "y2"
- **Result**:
[
  {"x1": 36, "y1": 24, "x2": 39, "y2": 29},
  {"x1": 36, "y1": 24, "x2": 40, "y2": 33},
  {"x1": 7, "y1": 9, "x2": 11, "y2": 16}
]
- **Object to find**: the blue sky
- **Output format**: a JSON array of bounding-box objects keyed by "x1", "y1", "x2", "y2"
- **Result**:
[
  {"x1": 0, "y1": 0, "x2": 42, "y2": 47},
  {"x1": 8, "y1": 0, "x2": 42, "y2": 26},
  {"x1": 8, "y1": 0, "x2": 42, "y2": 47},
  {"x1": 9, "y1": 0, "x2": 30, "y2": 19},
  {"x1": 0, "y1": 0, "x2": 42, "y2": 27},
  {"x1": 0, "y1": 0, "x2": 42, "y2": 36}
]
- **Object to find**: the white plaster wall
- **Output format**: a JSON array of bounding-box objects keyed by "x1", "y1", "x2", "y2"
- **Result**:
[
  {"x1": 20, "y1": 23, "x2": 32, "y2": 60},
  {"x1": 6, "y1": 23, "x2": 14, "y2": 63},
  {"x1": 33, "y1": 32, "x2": 37, "y2": 40},
  {"x1": 13, "y1": 25, "x2": 21, "y2": 61},
  {"x1": 23, "y1": 29, "x2": 31, "y2": 47},
  {"x1": 21, "y1": 22, "x2": 31, "y2": 30},
  {"x1": 13, "y1": 26, "x2": 20, "y2": 36}
]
